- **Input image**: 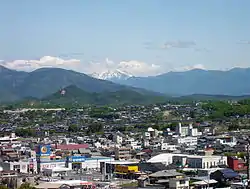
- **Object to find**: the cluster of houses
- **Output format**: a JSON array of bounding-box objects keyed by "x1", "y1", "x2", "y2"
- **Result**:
[
  {"x1": 0, "y1": 119, "x2": 249, "y2": 189},
  {"x1": 1, "y1": 103, "x2": 250, "y2": 188}
]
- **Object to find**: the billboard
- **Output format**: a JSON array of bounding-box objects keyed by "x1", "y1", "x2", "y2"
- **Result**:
[
  {"x1": 67, "y1": 156, "x2": 86, "y2": 162},
  {"x1": 37, "y1": 145, "x2": 51, "y2": 156}
]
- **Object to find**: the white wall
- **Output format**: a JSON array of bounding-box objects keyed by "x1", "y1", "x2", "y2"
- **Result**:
[
  {"x1": 67, "y1": 158, "x2": 114, "y2": 170},
  {"x1": 39, "y1": 162, "x2": 65, "y2": 172},
  {"x1": 169, "y1": 179, "x2": 189, "y2": 189}
]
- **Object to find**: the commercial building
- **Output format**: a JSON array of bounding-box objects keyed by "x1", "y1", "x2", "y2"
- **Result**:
[
  {"x1": 100, "y1": 160, "x2": 139, "y2": 181},
  {"x1": 66, "y1": 156, "x2": 114, "y2": 170},
  {"x1": 148, "y1": 153, "x2": 227, "y2": 169},
  {"x1": 227, "y1": 156, "x2": 247, "y2": 171}
]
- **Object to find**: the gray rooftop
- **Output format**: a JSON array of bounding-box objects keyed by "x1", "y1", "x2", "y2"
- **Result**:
[{"x1": 149, "y1": 169, "x2": 184, "y2": 178}]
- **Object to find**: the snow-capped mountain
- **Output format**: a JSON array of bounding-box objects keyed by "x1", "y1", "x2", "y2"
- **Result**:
[{"x1": 90, "y1": 69, "x2": 133, "y2": 81}]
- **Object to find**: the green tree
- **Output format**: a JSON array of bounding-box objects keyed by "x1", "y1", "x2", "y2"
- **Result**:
[
  {"x1": 87, "y1": 122, "x2": 103, "y2": 134},
  {"x1": 18, "y1": 183, "x2": 36, "y2": 189},
  {"x1": 68, "y1": 124, "x2": 78, "y2": 132},
  {"x1": 0, "y1": 185, "x2": 8, "y2": 189},
  {"x1": 15, "y1": 128, "x2": 36, "y2": 137}
]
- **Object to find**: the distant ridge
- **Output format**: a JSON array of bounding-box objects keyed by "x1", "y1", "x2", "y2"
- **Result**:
[
  {"x1": 2, "y1": 65, "x2": 250, "y2": 104},
  {"x1": 115, "y1": 68, "x2": 250, "y2": 96},
  {"x1": 176, "y1": 94, "x2": 250, "y2": 101}
]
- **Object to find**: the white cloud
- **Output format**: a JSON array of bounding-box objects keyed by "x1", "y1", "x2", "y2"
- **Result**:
[
  {"x1": 184, "y1": 64, "x2": 206, "y2": 71},
  {"x1": 172, "y1": 64, "x2": 206, "y2": 72},
  {"x1": 0, "y1": 56, "x2": 162, "y2": 76},
  {"x1": 1, "y1": 56, "x2": 81, "y2": 72},
  {"x1": 1, "y1": 55, "x2": 211, "y2": 76},
  {"x1": 162, "y1": 41, "x2": 196, "y2": 49},
  {"x1": 118, "y1": 60, "x2": 161, "y2": 76},
  {"x1": 87, "y1": 59, "x2": 161, "y2": 76},
  {"x1": 237, "y1": 40, "x2": 250, "y2": 44}
]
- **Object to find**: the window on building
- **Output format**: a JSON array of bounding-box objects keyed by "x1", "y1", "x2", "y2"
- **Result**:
[
  {"x1": 13, "y1": 165, "x2": 20, "y2": 170},
  {"x1": 180, "y1": 180, "x2": 186, "y2": 184}
]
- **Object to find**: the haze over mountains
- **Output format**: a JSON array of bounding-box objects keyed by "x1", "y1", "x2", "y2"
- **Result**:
[
  {"x1": 116, "y1": 68, "x2": 250, "y2": 96},
  {"x1": 90, "y1": 67, "x2": 250, "y2": 96},
  {"x1": 1, "y1": 64, "x2": 250, "y2": 103}
]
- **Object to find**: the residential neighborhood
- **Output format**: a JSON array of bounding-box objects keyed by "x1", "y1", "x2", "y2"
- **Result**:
[{"x1": 0, "y1": 102, "x2": 250, "y2": 189}]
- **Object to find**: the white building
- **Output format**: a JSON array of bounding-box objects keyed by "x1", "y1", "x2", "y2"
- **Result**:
[
  {"x1": 0, "y1": 158, "x2": 37, "y2": 174},
  {"x1": 176, "y1": 123, "x2": 199, "y2": 137},
  {"x1": 188, "y1": 124, "x2": 198, "y2": 137},
  {"x1": 169, "y1": 178, "x2": 189, "y2": 189},
  {"x1": 0, "y1": 133, "x2": 20, "y2": 146},
  {"x1": 216, "y1": 136, "x2": 237, "y2": 147},
  {"x1": 161, "y1": 143, "x2": 178, "y2": 151},
  {"x1": 148, "y1": 153, "x2": 227, "y2": 169},
  {"x1": 125, "y1": 139, "x2": 142, "y2": 150},
  {"x1": 143, "y1": 127, "x2": 160, "y2": 140},
  {"x1": 177, "y1": 136, "x2": 198, "y2": 146},
  {"x1": 113, "y1": 132, "x2": 123, "y2": 144},
  {"x1": 42, "y1": 167, "x2": 71, "y2": 177},
  {"x1": 179, "y1": 155, "x2": 227, "y2": 169},
  {"x1": 143, "y1": 132, "x2": 151, "y2": 140},
  {"x1": 147, "y1": 153, "x2": 173, "y2": 165},
  {"x1": 66, "y1": 156, "x2": 114, "y2": 170}
]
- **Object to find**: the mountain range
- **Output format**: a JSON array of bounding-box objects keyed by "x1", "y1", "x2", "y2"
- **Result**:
[
  {"x1": 1, "y1": 65, "x2": 250, "y2": 104},
  {"x1": 0, "y1": 65, "x2": 160, "y2": 103},
  {"x1": 114, "y1": 68, "x2": 250, "y2": 96}
]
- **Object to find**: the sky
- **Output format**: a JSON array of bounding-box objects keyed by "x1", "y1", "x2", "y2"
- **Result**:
[{"x1": 1, "y1": 0, "x2": 250, "y2": 76}]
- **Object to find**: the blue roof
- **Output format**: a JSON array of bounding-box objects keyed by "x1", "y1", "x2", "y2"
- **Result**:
[{"x1": 220, "y1": 169, "x2": 239, "y2": 178}]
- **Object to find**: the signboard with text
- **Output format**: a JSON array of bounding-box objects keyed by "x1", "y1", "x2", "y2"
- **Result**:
[
  {"x1": 37, "y1": 145, "x2": 51, "y2": 156},
  {"x1": 67, "y1": 156, "x2": 86, "y2": 162}
]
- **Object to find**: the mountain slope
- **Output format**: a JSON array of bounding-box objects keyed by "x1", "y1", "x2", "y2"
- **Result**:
[
  {"x1": 15, "y1": 67, "x2": 131, "y2": 98},
  {"x1": 118, "y1": 68, "x2": 250, "y2": 96},
  {"x1": 0, "y1": 65, "x2": 28, "y2": 102},
  {"x1": 42, "y1": 85, "x2": 168, "y2": 105}
]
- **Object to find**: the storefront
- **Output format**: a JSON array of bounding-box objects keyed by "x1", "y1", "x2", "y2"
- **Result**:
[{"x1": 66, "y1": 156, "x2": 114, "y2": 171}]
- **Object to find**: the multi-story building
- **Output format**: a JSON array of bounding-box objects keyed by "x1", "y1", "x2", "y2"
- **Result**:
[
  {"x1": 177, "y1": 136, "x2": 198, "y2": 146},
  {"x1": 161, "y1": 143, "x2": 178, "y2": 151},
  {"x1": 216, "y1": 136, "x2": 237, "y2": 147},
  {"x1": 114, "y1": 147, "x2": 132, "y2": 160},
  {"x1": 113, "y1": 132, "x2": 124, "y2": 144}
]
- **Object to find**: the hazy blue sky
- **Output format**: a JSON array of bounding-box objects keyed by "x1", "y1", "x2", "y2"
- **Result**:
[{"x1": 1, "y1": 0, "x2": 250, "y2": 75}]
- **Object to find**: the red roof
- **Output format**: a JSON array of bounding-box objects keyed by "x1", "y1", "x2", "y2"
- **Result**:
[{"x1": 51, "y1": 144, "x2": 88, "y2": 150}]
